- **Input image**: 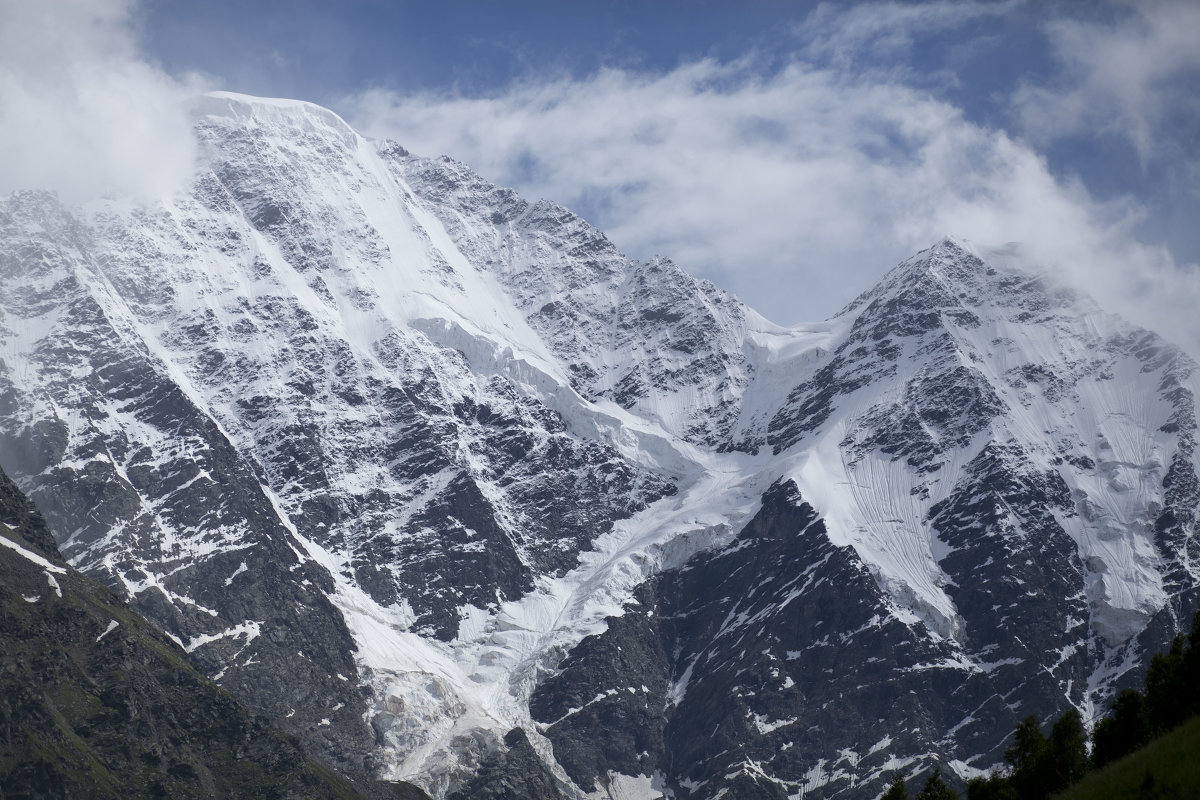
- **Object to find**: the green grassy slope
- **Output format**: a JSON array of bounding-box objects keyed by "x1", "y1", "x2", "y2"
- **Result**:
[{"x1": 1054, "y1": 715, "x2": 1200, "y2": 800}]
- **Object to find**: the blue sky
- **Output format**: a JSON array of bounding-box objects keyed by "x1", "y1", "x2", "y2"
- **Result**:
[
  {"x1": 2, "y1": 1, "x2": 1198, "y2": 345},
  {"x1": 140, "y1": 0, "x2": 817, "y2": 96}
]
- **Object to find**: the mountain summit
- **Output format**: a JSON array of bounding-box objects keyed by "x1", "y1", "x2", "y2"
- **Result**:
[{"x1": 1, "y1": 94, "x2": 1197, "y2": 799}]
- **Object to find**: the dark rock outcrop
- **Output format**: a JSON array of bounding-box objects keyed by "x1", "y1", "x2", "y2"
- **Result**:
[{"x1": 0, "y1": 464, "x2": 428, "y2": 800}]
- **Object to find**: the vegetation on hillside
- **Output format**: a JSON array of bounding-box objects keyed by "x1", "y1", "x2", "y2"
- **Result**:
[
  {"x1": 1056, "y1": 714, "x2": 1200, "y2": 800},
  {"x1": 877, "y1": 611, "x2": 1200, "y2": 800}
]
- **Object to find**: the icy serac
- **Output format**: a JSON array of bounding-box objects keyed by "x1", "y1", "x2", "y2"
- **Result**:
[{"x1": 0, "y1": 92, "x2": 1198, "y2": 799}]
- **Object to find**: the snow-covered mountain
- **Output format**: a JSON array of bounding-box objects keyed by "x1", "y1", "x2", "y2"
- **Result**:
[
  {"x1": 0, "y1": 462, "x2": 429, "y2": 800},
  {"x1": 0, "y1": 92, "x2": 1197, "y2": 799}
]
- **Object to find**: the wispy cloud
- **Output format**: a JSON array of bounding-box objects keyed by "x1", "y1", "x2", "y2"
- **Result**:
[
  {"x1": 1012, "y1": 1, "x2": 1200, "y2": 162},
  {"x1": 0, "y1": 0, "x2": 202, "y2": 203},
  {"x1": 343, "y1": 47, "x2": 1199, "y2": 353},
  {"x1": 797, "y1": 0, "x2": 1020, "y2": 71},
  {"x1": 6, "y1": 1, "x2": 1197, "y2": 356}
]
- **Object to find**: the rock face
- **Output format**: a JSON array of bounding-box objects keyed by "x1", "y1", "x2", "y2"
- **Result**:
[
  {"x1": 1, "y1": 93, "x2": 1198, "y2": 798},
  {"x1": 0, "y1": 464, "x2": 428, "y2": 800}
]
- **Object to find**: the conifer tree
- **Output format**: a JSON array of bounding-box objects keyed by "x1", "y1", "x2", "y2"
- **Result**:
[
  {"x1": 964, "y1": 775, "x2": 1014, "y2": 800},
  {"x1": 1004, "y1": 715, "x2": 1049, "y2": 799},
  {"x1": 915, "y1": 768, "x2": 958, "y2": 800},
  {"x1": 1184, "y1": 610, "x2": 1200, "y2": 718},
  {"x1": 1047, "y1": 708, "x2": 1087, "y2": 791},
  {"x1": 880, "y1": 772, "x2": 908, "y2": 800},
  {"x1": 972, "y1": 611, "x2": 1200, "y2": 797},
  {"x1": 1145, "y1": 635, "x2": 1187, "y2": 733},
  {"x1": 1091, "y1": 688, "x2": 1149, "y2": 768}
]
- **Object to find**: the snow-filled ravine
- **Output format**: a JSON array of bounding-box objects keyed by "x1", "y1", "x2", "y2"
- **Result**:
[{"x1": 2, "y1": 92, "x2": 1198, "y2": 799}]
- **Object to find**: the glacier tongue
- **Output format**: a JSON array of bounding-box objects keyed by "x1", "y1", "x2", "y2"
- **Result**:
[
  {"x1": 351, "y1": 448, "x2": 775, "y2": 791},
  {"x1": 2, "y1": 95, "x2": 1199, "y2": 798}
]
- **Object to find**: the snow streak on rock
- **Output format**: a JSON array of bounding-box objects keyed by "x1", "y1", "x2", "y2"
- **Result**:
[{"x1": 1, "y1": 94, "x2": 1199, "y2": 798}]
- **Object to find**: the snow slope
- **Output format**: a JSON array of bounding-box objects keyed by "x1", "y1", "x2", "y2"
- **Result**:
[{"x1": 1, "y1": 93, "x2": 1198, "y2": 798}]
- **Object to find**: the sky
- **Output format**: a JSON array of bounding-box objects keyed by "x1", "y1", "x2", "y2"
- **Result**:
[{"x1": 1, "y1": 0, "x2": 1198, "y2": 349}]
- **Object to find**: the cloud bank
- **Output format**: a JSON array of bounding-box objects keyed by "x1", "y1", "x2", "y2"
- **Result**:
[
  {"x1": 1012, "y1": 1, "x2": 1200, "y2": 162},
  {"x1": 5, "y1": 1, "x2": 1197, "y2": 356},
  {"x1": 0, "y1": 0, "x2": 201, "y2": 204},
  {"x1": 344, "y1": 13, "x2": 1200, "y2": 355}
]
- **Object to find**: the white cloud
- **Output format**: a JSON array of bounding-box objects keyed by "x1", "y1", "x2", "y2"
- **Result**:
[
  {"x1": 1012, "y1": 1, "x2": 1200, "y2": 161},
  {"x1": 9, "y1": 0, "x2": 1183, "y2": 354},
  {"x1": 798, "y1": 0, "x2": 1020, "y2": 70},
  {"x1": 0, "y1": 0, "x2": 202, "y2": 204},
  {"x1": 344, "y1": 54, "x2": 1200, "y2": 355}
]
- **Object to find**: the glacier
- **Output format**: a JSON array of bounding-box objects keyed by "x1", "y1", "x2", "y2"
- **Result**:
[{"x1": 0, "y1": 92, "x2": 1197, "y2": 799}]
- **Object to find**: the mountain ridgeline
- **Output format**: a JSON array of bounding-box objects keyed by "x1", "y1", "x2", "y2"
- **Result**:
[{"x1": 1, "y1": 92, "x2": 1198, "y2": 799}]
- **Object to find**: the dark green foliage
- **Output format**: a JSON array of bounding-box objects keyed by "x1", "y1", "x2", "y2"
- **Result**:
[
  {"x1": 1145, "y1": 636, "x2": 1187, "y2": 733},
  {"x1": 1140, "y1": 769, "x2": 1156, "y2": 794},
  {"x1": 970, "y1": 610, "x2": 1200, "y2": 800},
  {"x1": 1004, "y1": 715, "x2": 1051, "y2": 799},
  {"x1": 1091, "y1": 689, "x2": 1150, "y2": 768},
  {"x1": 969, "y1": 708, "x2": 1088, "y2": 800},
  {"x1": 1186, "y1": 612, "x2": 1200, "y2": 712},
  {"x1": 915, "y1": 768, "x2": 958, "y2": 800},
  {"x1": 880, "y1": 772, "x2": 908, "y2": 800},
  {"x1": 1093, "y1": 609, "x2": 1200, "y2": 771},
  {"x1": 1056, "y1": 714, "x2": 1200, "y2": 800},
  {"x1": 1048, "y1": 708, "x2": 1088, "y2": 789},
  {"x1": 964, "y1": 775, "x2": 1014, "y2": 800}
]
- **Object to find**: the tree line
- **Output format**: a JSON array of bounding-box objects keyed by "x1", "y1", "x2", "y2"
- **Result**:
[{"x1": 878, "y1": 610, "x2": 1200, "y2": 800}]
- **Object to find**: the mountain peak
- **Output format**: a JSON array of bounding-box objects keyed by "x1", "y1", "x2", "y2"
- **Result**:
[
  {"x1": 193, "y1": 91, "x2": 360, "y2": 147},
  {"x1": 833, "y1": 235, "x2": 988, "y2": 320},
  {"x1": 833, "y1": 234, "x2": 1087, "y2": 333},
  {"x1": 4, "y1": 94, "x2": 1200, "y2": 800}
]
